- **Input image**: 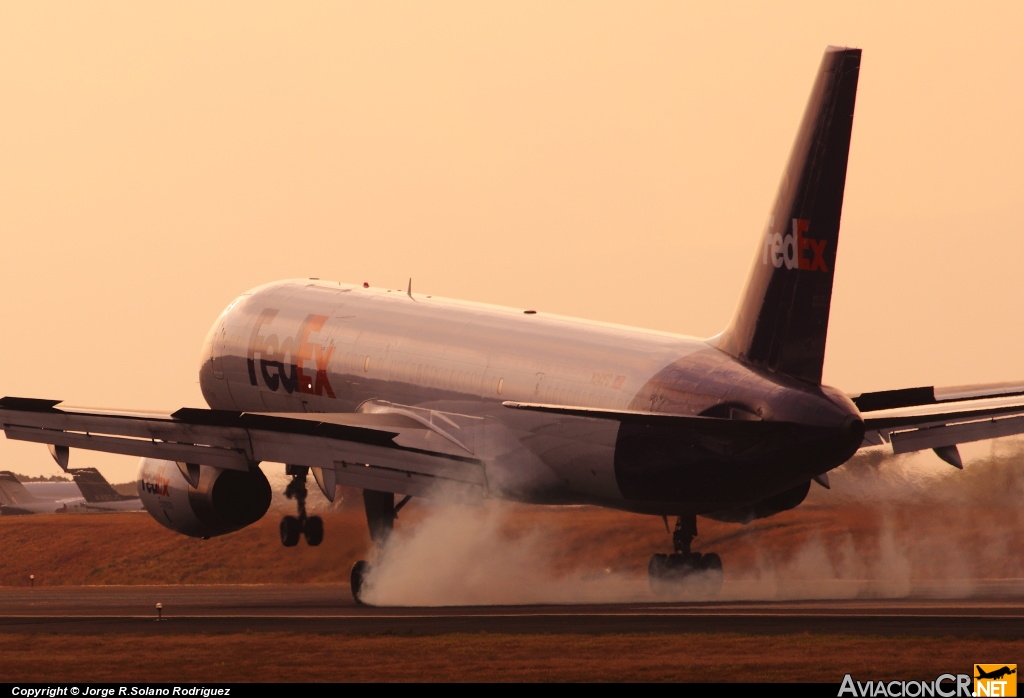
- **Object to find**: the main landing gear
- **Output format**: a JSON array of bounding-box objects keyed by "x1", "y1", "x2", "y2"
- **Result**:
[
  {"x1": 350, "y1": 489, "x2": 411, "y2": 606},
  {"x1": 648, "y1": 514, "x2": 723, "y2": 598},
  {"x1": 279, "y1": 465, "x2": 324, "y2": 547}
]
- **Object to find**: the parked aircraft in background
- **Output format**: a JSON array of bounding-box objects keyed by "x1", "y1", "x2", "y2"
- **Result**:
[
  {"x1": 0, "y1": 468, "x2": 140, "y2": 514},
  {"x1": 0, "y1": 471, "x2": 85, "y2": 514},
  {"x1": 3, "y1": 47, "x2": 1024, "y2": 602},
  {"x1": 69, "y1": 467, "x2": 143, "y2": 512},
  {"x1": 21, "y1": 478, "x2": 80, "y2": 501}
]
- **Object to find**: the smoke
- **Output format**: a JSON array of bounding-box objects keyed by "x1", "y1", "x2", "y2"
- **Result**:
[
  {"x1": 359, "y1": 499, "x2": 649, "y2": 607},
  {"x1": 716, "y1": 437, "x2": 1024, "y2": 600},
  {"x1": 279, "y1": 439, "x2": 1024, "y2": 606},
  {"x1": 712, "y1": 520, "x2": 915, "y2": 600},
  {"x1": 808, "y1": 437, "x2": 1024, "y2": 506},
  {"x1": 351, "y1": 440, "x2": 1024, "y2": 605}
]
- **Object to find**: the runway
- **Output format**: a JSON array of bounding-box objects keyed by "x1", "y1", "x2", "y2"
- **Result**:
[{"x1": 3, "y1": 582, "x2": 1024, "y2": 637}]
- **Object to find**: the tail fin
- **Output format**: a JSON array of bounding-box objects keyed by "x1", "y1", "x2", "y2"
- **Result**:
[
  {"x1": 70, "y1": 467, "x2": 132, "y2": 503},
  {"x1": 717, "y1": 47, "x2": 861, "y2": 384},
  {"x1": 0, "y1": 471, "x2": 39, "y2": 505}
]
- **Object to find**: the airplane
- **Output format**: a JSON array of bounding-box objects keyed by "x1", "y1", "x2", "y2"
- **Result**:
[
  {"x1": 0, "y1": 468, "x2": 140, "y2": 514},
  {"x1": 68, "y1": 467, "x2": 143, "y2": 512},
  {"x1": 0, "y1": 470, "x2": 86, "y2": 514},
  {"x1": 976, "y1": 667, "x2": 1017, "y2": 681},
  {"x1": 3, "y1": 45, "x2": 1024, "y2": 602}
]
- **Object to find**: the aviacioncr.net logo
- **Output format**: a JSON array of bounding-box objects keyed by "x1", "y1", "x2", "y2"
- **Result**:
[
  {"x1": 839, "y1": 673, "x2": 972, "y2": 697},
  {"x1": 975, "y1": 665, "x2": 1017, "y2": 697}
]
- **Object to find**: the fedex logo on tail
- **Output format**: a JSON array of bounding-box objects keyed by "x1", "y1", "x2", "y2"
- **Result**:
[{"x1": 763, "y1": 218, "x2": 829, "y2": 272}]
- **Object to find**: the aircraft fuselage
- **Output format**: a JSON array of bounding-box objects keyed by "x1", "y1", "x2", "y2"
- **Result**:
[{"x1": 198, "y1": 280, "x2": 863, "y2": 516}]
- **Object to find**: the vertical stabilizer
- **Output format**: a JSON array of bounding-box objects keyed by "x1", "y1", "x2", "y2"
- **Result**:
[
  {"x1": 0, "y1": 471, "x2": 38, "y2": 505},
  {"x1": 717, "y1": 47, "x2": 860, "y2": 384},
  {"x1": 71, "y1": 467, "x2": 134, "y2": 503}
]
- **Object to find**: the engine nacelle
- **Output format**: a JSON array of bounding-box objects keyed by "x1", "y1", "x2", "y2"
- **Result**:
[
  {"x1": 136, "y1": 458, "x2": 272, "y2": 538},
  {"x1": 702, "y1": 480, "x2": 811, "y2": 524}
]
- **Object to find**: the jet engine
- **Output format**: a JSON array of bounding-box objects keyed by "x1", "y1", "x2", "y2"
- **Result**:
[
  {"x1": 136, "y1": 458, "x2": 272, "y2": 538},
  {"x1": 702, "y1": 480, "x2": 811, "y2": 524}
]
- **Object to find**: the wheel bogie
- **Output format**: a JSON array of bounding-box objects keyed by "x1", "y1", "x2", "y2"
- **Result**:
[{"x1": 648, "y1": 551, "x2": 724, "y2": 599}]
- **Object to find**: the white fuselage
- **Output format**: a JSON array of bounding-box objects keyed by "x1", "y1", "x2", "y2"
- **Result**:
[{"x1": 196, "y1": 280, "x2": 858, "y2": 514}]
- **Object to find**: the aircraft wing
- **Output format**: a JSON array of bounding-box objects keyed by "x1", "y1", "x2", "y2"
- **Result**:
[
  {"x1": 0, "y1": 397, "x2": 485, "y2": 499},
  {"x1": 852, "y1": 382, "x2": 1024, "y2": 458},
  {"x1": 505, "y1": 386, "x2": 1024, "y2": 466}
]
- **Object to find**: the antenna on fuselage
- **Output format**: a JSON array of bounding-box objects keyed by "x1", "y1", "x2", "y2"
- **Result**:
[{"x1": 407, "y1": 278, "x2": 417, "y2": 301}]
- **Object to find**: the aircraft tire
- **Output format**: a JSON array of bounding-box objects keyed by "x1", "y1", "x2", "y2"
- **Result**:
[
  {"x1": 351, "y1": 560, "x2": 370, "y2": 605},
  {"x1": 304, "y1": 515, "x2": 324, "y2": 546},
  {"x1": 280, "y1": 515, "x2": 302, "y2": 547},
  {"x1": 698, "y1": 552, "x2": 722, "y2": 572}
]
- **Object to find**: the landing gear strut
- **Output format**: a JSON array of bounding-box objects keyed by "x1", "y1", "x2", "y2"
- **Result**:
[
  {"x1": 350, "y1": 489, "x2": 411, "y2": 605},
  {"x1": 648, "y1": 514, "x2": 723, "y2": 598},
  {"x1": 279, "y1": 465, "x2": 324, "y2": 547}
]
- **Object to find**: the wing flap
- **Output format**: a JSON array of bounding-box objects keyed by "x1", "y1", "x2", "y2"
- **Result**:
[
  {"x1": 330, "y1": 460, "x2": 480, "y2": 499},
  {"x1": 2, "y1": 425, "x2": 251, "y2": 470},
  {"x1": 0, "y1": 397, "x2": 486, "y2": 497},
  {"x1": 502, "y1": 401, "x2": 797, "y2": 434},
  {"x1": 3, "y1": 409, "x2": 253, "y2": 454},
  {"x1": 246, "y1": 428, "x2": 483, "y2": 483}
]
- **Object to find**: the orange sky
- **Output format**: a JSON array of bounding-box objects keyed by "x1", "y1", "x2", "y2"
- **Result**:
[{"x1": 1, "y1": 2, "x2": 1022, "y2": 479}]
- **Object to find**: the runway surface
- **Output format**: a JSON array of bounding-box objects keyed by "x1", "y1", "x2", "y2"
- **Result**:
[{"x1": 3, "y1": 582, "x2": 1024, "y2": 637}]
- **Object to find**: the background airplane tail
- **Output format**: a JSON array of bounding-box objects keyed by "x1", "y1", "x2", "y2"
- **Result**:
[
  {"x1": 0, "y1": 471, "x2": 39, "y2": 505},
  {"x1": 71, "y1": 467, "x2": 134, "y2": 503},
  {"x1": 716, "y1": 47, "x2": 861, "y2": 385}
]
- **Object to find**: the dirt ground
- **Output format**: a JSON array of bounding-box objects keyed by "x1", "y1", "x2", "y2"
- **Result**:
[
  {"x1": 1, "y1": 633, "x2": 1020, "y2": 682},
  {"x1": 2, "y1": 444, "x2": 1024, "y2": 681}
]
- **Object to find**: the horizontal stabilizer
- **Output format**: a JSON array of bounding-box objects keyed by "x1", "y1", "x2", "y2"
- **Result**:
[
  {"x1": 852, "y1": 380, "x2": 1024, "y2": 411},
  {"x1": 860, "y1": 395, "x2": 1024, "y2": 455}
]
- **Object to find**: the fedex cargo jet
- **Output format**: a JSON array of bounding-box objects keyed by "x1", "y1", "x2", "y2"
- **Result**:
[{"x1": 3, "y1": 47, "x2": 1024, "y2": 602}]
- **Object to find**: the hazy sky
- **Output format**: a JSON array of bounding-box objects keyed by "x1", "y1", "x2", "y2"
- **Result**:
[{"x1": 1, "y1": 2, "x2": 1022, "y2": 479}]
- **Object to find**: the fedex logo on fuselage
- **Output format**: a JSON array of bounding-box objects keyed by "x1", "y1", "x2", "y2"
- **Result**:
[
  {"x1": 247, "y1": 308, "x2": 336, "y2": 398},
  {"x1": 762, "y1": 218, "x2": 829, "y2": 272}
]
